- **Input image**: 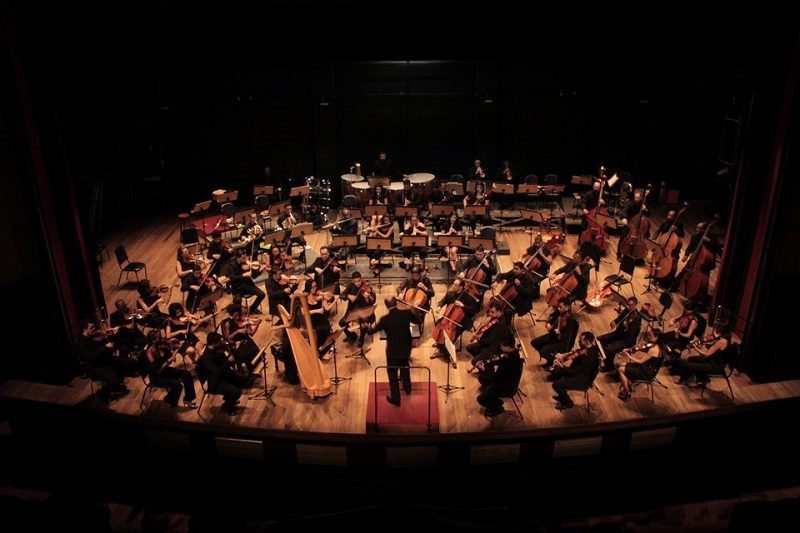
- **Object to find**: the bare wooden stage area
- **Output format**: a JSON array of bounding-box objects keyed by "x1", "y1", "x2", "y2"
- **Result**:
[{"x1": 3, "y1": 207, "x2": 800, "y2": 437}]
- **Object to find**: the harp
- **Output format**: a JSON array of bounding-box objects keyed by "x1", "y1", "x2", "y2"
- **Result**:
[{"x1": 278, "y1": 293, "x2": 333, "y2": 399}]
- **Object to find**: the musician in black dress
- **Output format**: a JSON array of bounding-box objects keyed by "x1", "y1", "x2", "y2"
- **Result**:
[
  {"x1": 369, "y1": 296, "x2": 422, "y2": 407},
  {"x1": 369, "y1": 184, "x2": 390, "y2": 206},
  {"x1": 165, "y1": 303, "x2": 201, "y2": 363},
  {"x1": 599, "y1": 297, "x2": 642, "y2": 372},
  {"x1": 492, "y1": 261, "x2": 536, "y2": 321},
  {"x1": 265, "y1": 269, "x2": 293, "y2": 323},
  {"x1": 197, "y1": 332, "x2": 249, "y2": 415},
  {"x1": 267, "y1": 244, "x2": 290, "y2": 273},
  {"x1": 109, "y1": 299, "x2": 146, "y2": 357},
  {"x1": 338, "y1": 272, "x2": 376, "y2": 345},
  {"x1": 463, "y1": 181, "x2": 491, "y2": 232},
  {"x1": 401, "y1": 214, "x2": 429, "y2": 270},
  {"x1": 135, "y1": 280, "x2": 169, "y2": 329},
  {"x1": 76, "y1": 320, "x2": 133, "y2": 402},
  {"x1": 306, "y1": 246, "x2": 341, "y2": 295},
  {"x1": 476, "y1": 338, "x2": 523, "y2": 417},
  {"x1": 304, "y1": 279, "x2": 335, "y2": 359},
  {"x1": 142, "y1": 330, "x2": 197, "y2": 407},
  {"x1": 673, "y1": 323, "x2": 732, "y2": 387},
  {"x1": 466, "y1": 301, "x2": 508, "y2": 365},
  {"x1": 221, "y1": 303, "x2": 262, "y2": 373},
  {"x1": 207, "y1": 231, "x2": 235, "y2": 276},
  {"x1": 531, "y1": 298, "x2": 577, "y2": 366},
  {"x1": 551, "y1": 331, "x2": 601, "y2": 410},
  {"x1": 617, "y1": 329, "x2": 663, "y2": 400},
  {"x1": 223, "y1": 253, "x2": 266, "y2": 314},
  {"x1": 663, "y1": 309, "x2": 699, "y2": 363},
  {"x1": 328, "y1": 207, "x2": 359, "y2": 260}
]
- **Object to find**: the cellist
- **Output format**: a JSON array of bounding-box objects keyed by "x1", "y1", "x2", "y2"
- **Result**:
[
  {"x1": 431, "y1": 279, "x2": 480, "y2": 358},
  {"x1": 492, "y1": 261, "x2": 536, "y2": 322},
  {"x1": 521, "y1": 235, "x2": 554, "y2": 298},
  {"x1": 396, "y1": 266, "x2": 435, "y2": 333},
  {"x1": 458, "y1": 245, "x2": 496, "y2": 304},
  {"x1": 548, "y1": 250, "x2": 592, "y2": 305}
]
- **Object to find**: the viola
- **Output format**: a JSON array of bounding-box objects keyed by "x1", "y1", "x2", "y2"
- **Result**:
[
  {"x1": 549, "y1": 346, "x2": 589, "y2": 370},
  {"x1": 688, "y1": 333, "x2": 723, "y2": 349},
  {"x1": 474, "y1": 349, "x2": 514, "y2": 373},
  {"x1": 471, "y1": 317, "x2": 498, "y2": 343}
]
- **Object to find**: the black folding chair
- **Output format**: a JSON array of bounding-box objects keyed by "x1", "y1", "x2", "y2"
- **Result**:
[{"x1": 114, "y1": 245, "x2": 147, "y2": 287}]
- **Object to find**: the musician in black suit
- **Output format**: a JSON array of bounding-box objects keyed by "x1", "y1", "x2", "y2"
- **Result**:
[
  {"x1": 531, "y1": 298, "x2": 577, "y2": 366},
  {"x1": 306, "y1": 246, "x2": 341, "y2": 294},
  {"x1": 223, "y1": 253, "x2": 266, "y2": 314},
  {"x1": 197, "y1": 333, "x2": 249, "y2": 415},
  {"x1": 372, "y1": 150, "x2": 404, "y2": 181},
  {"x1": 431, "y1": 279, "x2": 480, "y2": 359},
  {"x1": 477, "y1": 339, "x2": 523, "y2": 417},
  {"x1": 338, "y1": 272, "x2": 376, "y2": 345},
  {"x1": 76, "y1": 320, "x2": 133, "y2": 403},
  {"x1": 328, "y1": 208, "x2": 358, "y2": 260},
  {"x1": 598, "y1": 297, "x2": 642, "y2": 373},
  {"x1": 369, "y1": 296, "x2": 422, "y2": 406},
  {"x1": 265, "y1": 268, "x2": 293, "y2": 323},
  {"x1": 551, "y1": 332, "x2": 601, "y2": 410},
  {"x1": 550, "y1": 251, "x2": 592, "y2": 304},
  {"x1": 492, "y1": 261, "x2": 536, "y2": 321},
  {"x1": 276, "y1": 205, "x2": 307, "y2": 262}
]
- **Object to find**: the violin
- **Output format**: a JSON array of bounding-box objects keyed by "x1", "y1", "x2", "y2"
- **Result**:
[
  {"x1": 620, "y1": 341, "x2": 656, "y2": 358},
  {"x1": 611, "y1": 306, "x2": 640, "y2": 332},
  {"x1": 688, "y1": 333, "x2": 723, "y2": 350},
  {"x1": 549, "y1": 346, "x2": 589, "y2": 370},
  {"x1": 474, "y1": 349, "x2": 514, "y2": 373},
  {"x1": 470, "y1": 317, "x2": 498, "y2": 343}
]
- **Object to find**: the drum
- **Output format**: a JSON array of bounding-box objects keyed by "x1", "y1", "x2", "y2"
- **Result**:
[
  {"x1": 387, "y1": 182, "x2": 404, "y2": 191},
  {"x1": 407, "y1": 172, "x2": 435, "y2": 203},
  {"x1": 341, "y1": 173, "x2": 363, "y2": 198},
  {"x1": 352, "y1": 181, "x2": 371, "y2": 206}
]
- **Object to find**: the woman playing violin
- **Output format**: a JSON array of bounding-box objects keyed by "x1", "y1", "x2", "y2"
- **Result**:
[
  {"x1": 142, "y1": 330, "x2": 197, "y2": 407},
  {"x1": 109, "y1": 299, "x2": 147, "y2": 356},
  {"x1": 267, "y1": 244, "x2": 292, "y2": 273},
  {"x1": 304, "y1": 279, "x2": 336, "y2": 358},
  {"x1": 176, "y1": 246, "x2": 197, "y2": 279},
  {"x1": 136, "y1": 279, "x2": 170, "y2": 328},
  {"x1": 165, "y1": 302, "x2": 201, "y2": 363},
  {"x1": 617, "y1": 329, "x2": 663, "y2": 401},
  {"x1": 598, "y1": 297, "x2": 642, "y2": 373},
  {"x1": 663, "y1": 308, "x2": 699, "y2": 362},
  {"x1": 222, "y1": 303, "x2": 262, "y2": 373},
  {"x1": 673, "y1": 323, "x2": 732, "y2": 387}
]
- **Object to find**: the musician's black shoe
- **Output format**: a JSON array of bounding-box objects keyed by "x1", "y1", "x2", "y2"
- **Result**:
[
  {"x1": 385, "y1": 395, "x2": 401, "y2": 407},
  {"x1": 404, "y1": 387, "x2": 412, "y2": 395},
  {"x1": 555, "y1": 401, "x2": 574, "y2": 410}
]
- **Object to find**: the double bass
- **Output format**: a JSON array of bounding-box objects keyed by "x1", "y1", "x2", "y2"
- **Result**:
[
  {"x1": 618, "y1": 184, "x2": 652, "y2": 260},
  {"x1": 579, "y1": 174, "x2": 611, "y2": 252},
  {"x1": 678, "y1": 216, "x2": 720, "y2": 300},
  {"x1": 649, "y1": 202, "x2": 689, "y2": 280}
]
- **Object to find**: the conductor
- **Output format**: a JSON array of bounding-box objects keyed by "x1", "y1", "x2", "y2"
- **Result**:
[{"x1": 370, "y1": 296, "x2": 422, "y2": 406}]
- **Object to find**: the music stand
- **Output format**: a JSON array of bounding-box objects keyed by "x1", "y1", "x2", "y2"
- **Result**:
[
  {"x1": 290, "y1": 185, "x2": 310, "y2": 197},
  {"x1": 253, "y1": 185, "x2": 276, "y2": 196},
  {"x1": 343, "y1": 305, "x2": 377, "y2": 363},
  {"x1": 430, "y1": 204, "x2": 455, "y2": 217},
  {"x1": 446, "y1": 182, "x2": 464, "y2": 196},
  {"x1": 267, "y1": 200, "x2": 290, "y2": 229},
  {"x1": 367, "y1": 237, "x2": 392, "y2": 288},
  {"x1": 249, "y1": 342, "x2": 277, "y2": 403},
  {"x1": 191, "y1": 200, "x2": 212, "y2": 215},
  {"x1": 291, "y1": 223, "x2": 313, "y2": 269},
  {"x1": 469, "y1": 237, "x2": 495, "y2": 253},
  {"x1": 463, "y1": 205, "x2": 487, "y2": 217},
  {"x1": 364, "y1": 205, "x2": 388, "y2": 218},
  {"x1": 321, "y1": 329, "x2": 350, "y2": 387},
  {"x1": 262, "y1": 229, "x2": 288, "y2": 251},
  {"x1": 348, "y1": 208, "x2": 363, "y2": 220},
  {"x1": 466, "y1": 180, "x2": 484, "y2": 193},
  {"x1": 195, "y1": 288, "x2": 225, "y2": 327},
  {"x1": 492, "y1": 182, "x2": 514, "y2": 194},
  {"x1": 521, "y1": 209, "x2": 546, "y2": 245},
  {"x1": 437, "y1": 330, "x2": 463, "y2": 401},
  {"x1": 332, "y1": 234, "x2": 359, "y2": 264},
  {"x1": 395, "y1": 206, "x2": 419, "y2": 218},
  {"x1": 214, "y1": 190, "x2": 239, "y2": 204},
  {"x1": 401, "y1": 235, "x2": 428, "y2": 270}
]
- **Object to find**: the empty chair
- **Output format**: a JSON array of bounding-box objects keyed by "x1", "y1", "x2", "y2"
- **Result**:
[
  {"x1": 451, "y1": 173, "x2": 464, "y2": 182},
  {"x1": 221, "y1": 202, "x2": 236, "y2": 217},
  {"x1": 545, "y1": 174, "x2": 558, "y2": 185},
  {"x1": 114, "y1": 245, "x2": 147, "y2": 287},
  {"x1": 255, "y1": 195, "x2": 270, "y2": 212},
  {"x1": 640, "y1": 292, "x2": 673, "y2": 339},
  {"x1": 341, "y1": 194, "x2": 359, "y2": 208},
  {"x1": 479, "y1": 226, "x2": 497, "y2": 241},
  {"x1": 604, "y1": 254, "x2": 636, "y2": 299},
  {"x1": 525, "y1": 174, "x2": 539, "y2": 185}
]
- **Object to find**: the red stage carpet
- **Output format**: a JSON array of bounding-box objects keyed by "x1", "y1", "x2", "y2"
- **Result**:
[
  {"x1": 366, "y1": 382, "x2": 440, "y2": 433},
  {"x1": 192, "y1": 214, "x2": 226, "y2": 235}
]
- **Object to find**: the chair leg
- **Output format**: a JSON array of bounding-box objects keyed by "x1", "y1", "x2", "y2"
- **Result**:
[
  {"x1": 584, "y1": 389, "x2": 591, "y2": 412},
  {"x1": 197, "y1": 390, "x2": 207, "y2": 411},
  {"x1": 144, "y1": 266, "x2": 148, "y2": 279},
  {"x1": 509, "y1": 396, "x2": 524, "y2": 419},
  {"x1": 117, "y1": 271, "x2": 124, "y2": 288},
  {"x1": 140, "y1": 385, "x2": 149, "y2": 409},
  {"x1": 649, "y1": 382, "x2": 654, "y2": 402},
  {"x1": 725, "y1": 376, "x2": 735, "y2": 401}
]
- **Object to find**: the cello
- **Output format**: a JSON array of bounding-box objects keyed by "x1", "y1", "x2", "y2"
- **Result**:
[
  {"x1": 544, "y1": 256, "x2": 590, "y2": 308},
  {"x1": 649, "y1": 202, "x2": 689, "y2": 280},
  {"x1": 461, "y1": 250, "x2": 494, "y2": 300},
  {"x1": 678, "y1": 216, "x2": 720, "y2": 300},
  {"x1": 618, "y1": 184, "x2": 652, "y2": 260},
  {"x1": 579, "y1": 175, "x2": 612, "y2": 253}
]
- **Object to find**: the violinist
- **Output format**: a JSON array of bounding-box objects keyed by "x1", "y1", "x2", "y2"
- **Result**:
[
  {"x1": 432, "y1": 278, "x2": 480, "y2": 350},
  {"x1": 277, "y1": 205, "x2": 307, "y2": 263},
  {"x1": 142, "y1": 330, "x2": 197, "y2": 407},
  {"x1": 463, "y1": 181, "x2": 491, "y2": 232},
  {"x1": 369, "y1": 183, "x2": 390, "y2": 206},
  {"x1": 492, "y1": 261, "x2": 536, "y2": 321},
  {"x1": 166, "y1": 303, "x2": 201, "y2": 363},
  {"x1": 76, "y1": 319, "x2": 132, "y2": 403},
  {"x1": 366, "y1": 213, "x2": 395, "y2": 276},
  {"x1": 663, "y1": 308, "x2": 699, "y2": 362},
  {"x1": 599, "y1": 297, "x2": 642, "y2": 373},
  {"x1": 197, "y1": 332, "x2": 248, "y2": 415},
  {"x1": 549, "y1": 251, "x2": 592, "y2": 304},
  {"x1": 673, "y1": 323, "x2": 732, "y2": 387},
  {"x1": 267, "y1": 244, "x2": 291, "y2": 273},
  {"x1": 328, "y1": 207, "x2": 359, "y2": 260},
  {"x1": 207, "y1": 231, "x2": 234, "y2": 276},
  {"x1": 176, "y1": 245, "x2": 199, "y2": 279},
  {"x1": 265, "y1": 268, "x2": 294, "y2": 323},
  {"x1": 401, "y1": 214, "x2": 429, "y2": 270},
  {"x1": 551, "y1": 332, "x2": 601, "y2": 410},
  {"x1": 339, "y1": 272, "x2": 376, "y2": 346},
  {"x1": 396, "y1": 266, "x2": 435, "y2": 331},
  {"x1": 223, "y1": 253, "x2": 266, "y2": 315},
  {"x1": 181, "y1": 263, "x2": 215, "y2": 314},
  {"x1": 476, "y1": 338, "x2": 523, "y2": 418},
  {"x1": 304, "y1": 279, "x2": 336, "y2": 359},
  {"x1": 136, "y1": 279, "x2": 170, "y2": 328},
  {"x1": 466, "y1": 301, "x2": 508, "y2": 366},
  {"x1": 617, "y1": 329, "x2": 663, "y2": 401},
  {"x1": 239, "y1": 212, "x2": 264, "y2": 260},
  {"x1": 438, "y1": 211, "x2": 463, "y2": 274},
  {"x1": 108, "y1": 299, "x2": 146, "y2": 356},
  {"x1": 221, "y1": 302, "x2": 263, "y2": 373},
  {"x1": 532, "y1": 297, "x2": 577, "y2": 366},
  {"x1": 306, "y1": 246, "x2": 341, "y2": 295}
]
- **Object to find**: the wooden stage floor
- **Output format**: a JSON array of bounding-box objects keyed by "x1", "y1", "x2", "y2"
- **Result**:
[{"x1": 3, "y1": 204, "x2": 799, "y2": 436}]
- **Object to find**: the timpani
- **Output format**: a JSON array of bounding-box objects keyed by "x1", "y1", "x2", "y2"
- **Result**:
[{"x1": 352, "y1": 181, "x2": 371, "y2": 206}]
